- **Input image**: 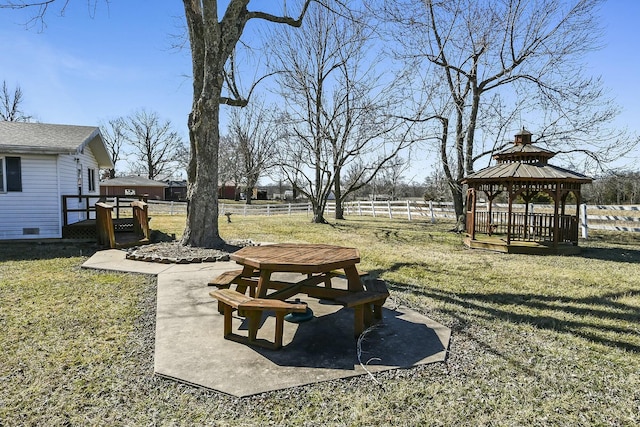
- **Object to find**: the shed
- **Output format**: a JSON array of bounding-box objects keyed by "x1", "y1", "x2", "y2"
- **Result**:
[
  {"x1": 0, "y1": 121, "x2": 113, "y2": 240},
  {"x1": 100, "y1": 176, "x2": 168, "y2": 200},
  {"x1": 462, "y1": 129, "x2": 592, "y2": 254}
]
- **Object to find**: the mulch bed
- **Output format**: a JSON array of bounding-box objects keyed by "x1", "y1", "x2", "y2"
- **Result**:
[{"x1": 125, "y1": 240, "x2": 255, "y2": 264}]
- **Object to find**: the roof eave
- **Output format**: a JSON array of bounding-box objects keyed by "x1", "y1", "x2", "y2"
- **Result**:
[
  {"x1": 464, "y1": 177, "x2": 593, "y2": 184},
  {"x1": 85, "y1": 131, "x2": 114, "y2": 169},
  {"x1": 0, "y1": 144, "x2": 71, "y2": 155}
]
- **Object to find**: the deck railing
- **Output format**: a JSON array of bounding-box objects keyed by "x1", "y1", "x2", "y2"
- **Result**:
[
  {"x1": 131, "y1": 201, "x2": 150, "y2": 241},
  {"x1": 94, "y1": 200, "x2": 150, "y2": 248},
  {"x1": 62, "y1": 195, "x2": 148, "y2": 226},
  {"x1": 95, "y1": 202, "x2": 116, "y2": 248}
]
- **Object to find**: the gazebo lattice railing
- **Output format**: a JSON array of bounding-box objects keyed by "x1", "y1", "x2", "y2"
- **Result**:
[{"x1": 472, "y1": 210, "x2": 578, "y2": 244}]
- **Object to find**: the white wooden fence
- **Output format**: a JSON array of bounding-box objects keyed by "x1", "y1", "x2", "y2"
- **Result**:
[
  {"x1": 143, "y1": 199, "x2": 640, "y2": 234},
  {"x1": 582, "y1": 204, "x2": 640, "y2": 233}
]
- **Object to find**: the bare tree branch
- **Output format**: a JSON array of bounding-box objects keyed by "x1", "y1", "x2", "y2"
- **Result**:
[{"x1": 0, "y1": 80, "x2": 32, "y2": 122}]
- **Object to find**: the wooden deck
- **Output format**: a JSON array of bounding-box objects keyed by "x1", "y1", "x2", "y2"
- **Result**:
[
  {"x1": 62, "y1": 199, "x2": 150, "y2": 249},
  {"x1": 464, "y1": 234, "x2": 582, "y2": 255},
  {"x1": 62, "y1": 218, "x2": 147, "y2": 247},
  {"x1": 62, "y1": 218, "x2": 132, "y2": 239}
]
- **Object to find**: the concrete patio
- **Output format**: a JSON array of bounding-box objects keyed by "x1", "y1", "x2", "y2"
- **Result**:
[{"x1": 82, "y1": 249, "x2": 451, "y2": 397}]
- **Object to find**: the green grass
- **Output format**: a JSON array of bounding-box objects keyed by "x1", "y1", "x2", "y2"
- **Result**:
[{"x1": 1, "y1": 215, "x2": 640, "y2": 426}]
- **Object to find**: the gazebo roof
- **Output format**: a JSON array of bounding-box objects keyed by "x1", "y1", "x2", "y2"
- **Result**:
[
  {"x1": 463, "y1": 128, "x2": 592, "y2": 185},
  {"x1": 495, "y1": 143, "x2": 555, "y2": 158},
  {"x1": 463, "y1": 161, "x2": 592, "y2": 183}
]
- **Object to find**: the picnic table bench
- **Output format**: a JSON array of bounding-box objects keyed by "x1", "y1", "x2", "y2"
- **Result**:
[
  {"x1": 210, "y1": 288, "x2": 307, "y2": 350},
  {"x1": 335, "y1": 278, "x2": 389, "y2": 337},
  {"x1": 208, "y1": 244, "x2": 390, "y2": 347}
]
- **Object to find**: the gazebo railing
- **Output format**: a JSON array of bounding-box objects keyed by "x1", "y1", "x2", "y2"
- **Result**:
[{"x1": 474, "y1": 211, "x2": 578, "y2": 243}]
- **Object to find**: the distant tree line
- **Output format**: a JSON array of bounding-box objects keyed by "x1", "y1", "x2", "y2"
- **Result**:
[{"x1": 584, "y1": 172, "x2": 640, "y2": 205}]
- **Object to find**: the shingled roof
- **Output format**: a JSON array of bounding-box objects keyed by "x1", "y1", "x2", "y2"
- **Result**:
[
  {"x1": 0, "y1": 121, "x2": 113, "y2": 168},
  {"x1": 100, "y1": 176, "x2": 169, "y2": 187}
]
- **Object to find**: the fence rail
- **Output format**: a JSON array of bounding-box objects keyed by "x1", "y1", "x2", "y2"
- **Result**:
[{"x1": 141, "y1": 199, "x2": 640, "y2": 234}]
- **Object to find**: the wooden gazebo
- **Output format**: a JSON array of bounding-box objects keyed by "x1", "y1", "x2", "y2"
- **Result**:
[{"x1": 462, "y1": 129, "x2": 592, "y2": 254}]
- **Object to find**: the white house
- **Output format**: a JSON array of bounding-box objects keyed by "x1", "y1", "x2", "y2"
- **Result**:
[{"x1": 0, "y1": 121, "x2": 113, "y2": 240}]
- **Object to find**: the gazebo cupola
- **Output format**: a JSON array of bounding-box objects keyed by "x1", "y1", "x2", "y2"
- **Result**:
[{"x1": 461, "y1": 128, "x2": 592, "y2": 254}]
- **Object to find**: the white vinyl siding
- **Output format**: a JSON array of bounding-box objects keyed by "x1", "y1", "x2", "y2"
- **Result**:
[
  {"x1": 58, "y1": 152, "x2": 100, "y2": 224},
  {"x1": 0, "y1": 154, "x2": 59, "y2": 239}
]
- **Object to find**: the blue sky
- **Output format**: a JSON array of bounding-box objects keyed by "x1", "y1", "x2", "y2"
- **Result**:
[{"x1": 0, "y1": 0, "x2": 639, "y2": 181}]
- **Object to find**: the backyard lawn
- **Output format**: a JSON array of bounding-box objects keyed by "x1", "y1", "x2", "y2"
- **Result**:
[{"x1": 1, "y1": 214, "x2": 639, "y2": 426}]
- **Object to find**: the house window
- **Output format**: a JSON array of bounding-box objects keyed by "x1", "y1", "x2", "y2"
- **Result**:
[
  {"x1": 87, "y1": 168, "x2": 96, "y2": 192},
  {"x1": 0, "y1": 156, "x2": 22, "y2": 192}
]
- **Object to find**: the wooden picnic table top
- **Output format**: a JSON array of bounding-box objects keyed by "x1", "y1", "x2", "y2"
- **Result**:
[
  {"x1": 230, "y1": 243, "x2": 363, "y2": 298},
  {"x1": 230, "y1": 243, "x2": 360, "y2": 274}
]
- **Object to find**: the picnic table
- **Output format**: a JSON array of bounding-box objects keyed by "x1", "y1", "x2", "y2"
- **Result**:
[{"x1": 209, "y1": 243, "x2": 389, "y2": 349}]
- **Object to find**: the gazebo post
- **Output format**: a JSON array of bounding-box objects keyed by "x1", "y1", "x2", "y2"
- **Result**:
[
  {"x1": 487, "y1": 193, "x2": 493, "y2": 235},
  {"x1": 467, "y1": 188, "x2": 477, "y2": 239},
  {"x1": 522, "y1": 189, "x2": 532, "y2": 240},
  {"x1": 574, "y1": 189, "x2": 582, "y2": 244},
  {"x1": 506, "y1": 184, "x2": 513, "y2": 245},
  {"x1": 553, "y1": 185, "x2": 560, "y2": 248}
]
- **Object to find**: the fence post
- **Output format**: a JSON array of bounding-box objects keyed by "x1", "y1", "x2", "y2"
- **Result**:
[
  {"x1": 288, "y1": 203, "x2": 292, "y2": 215},
  {"x1": 406, "y1": 200, "x2": 412, "y2": 221},
  {"x1": 243, "y1": 205, "x2": 247, "y2": 216},
  {"x1": 358, "y1": 201, "x2": 362, "y2": 216},
  {"x1": 267, "y1": 205, "x2": 271, "y2": 216},
  {"x1": 387, "y1": 201, "x2": 393, "y2": 219},
  {"x1": 581, "y1": 203, "x2": 588, "y2": 239},
  {"x1": 429, "y1": 200, "x2": 435, "y2": 223},
  {"x1": 371, "y1": 201, "x2": 376, "y2": 218}
]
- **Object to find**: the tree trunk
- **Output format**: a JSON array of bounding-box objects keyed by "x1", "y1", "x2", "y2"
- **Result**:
[
  {"x1": 310, "y1": 195, "x2": 328, "y2": 223},
  {"x1": 312, "y1": 205, "x2": 328, "y2": 223},
  {"x1": 245, "y1": 186, "x2": 253, "y2": 205},
  {"x1": 334, "y1": 199, "x2": 344, "y2": 220},
  {"x1": 334, "y1": 172, "x2": 344, "y2": 220},
  {"x1": 180, "y1": 94, "x2": 225, "y2": 248},
  {"x1": 451, "y1": 184, "x2": 464, "y2": 223}
]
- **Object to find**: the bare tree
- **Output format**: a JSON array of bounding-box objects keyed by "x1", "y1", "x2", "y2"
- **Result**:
[
  {"x1": 376, "y1": 0, "x2": 634, "y2": 218},
  {"x1": 122, "y1": 109, "x2": 185, "y2": 180},
  {"x1": 422, "y1": 169, "x2": 450, "y2": 202},
  {"x1": 377, "y1": 156, "x2": 408, "y2": 201},
  {"x1": 271, "y1": 3, "x2": 412, "y2": 222},
  {"x1": 99, "y1": 117, "x2": 126, "y2": 179},
  {"x1": 178, "y1": 0, "x2": 313, "y2": 247},
  {"x1": 1, "y1": 80, "x2": 32, "y2": 122},
  {"x1": 226, "y1": 99, "x2": 278, "y2": 204},
  {"x1": 218, "y1": 134, "x2": 243, "y2": 200},
  {"x1": 3, "y1": 0, "x2": 313, "y2": 248},
  {"x1": 173, "y1": 142, "x2": 190, "y2": 180}
]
